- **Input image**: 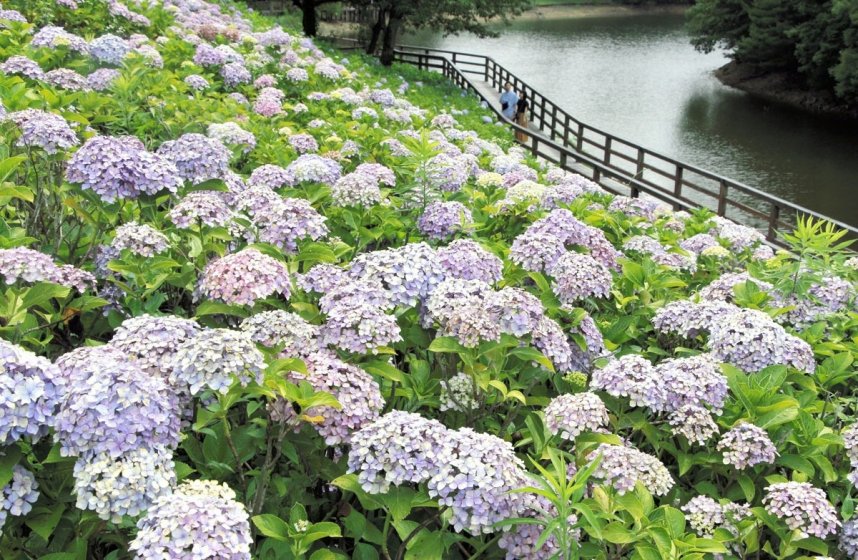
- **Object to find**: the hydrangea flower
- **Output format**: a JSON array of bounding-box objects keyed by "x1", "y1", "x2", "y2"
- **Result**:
[
  {"x1": 417, "y1": 201, "x2": 473, "y2": 239},
  {"x1": 44, "y1": 68, "x2": 89, "y2": 91},
  {"x1": 6, "y1": 109, "x2": 78, "y2": 154},
  {"x1": 198, "y1": 248, "x2": 291, "y2": 306},
  {"x1": 193, "y1": 43, "x2": 226, "y2": 66},
  {"x1": 289, "y1": 133, "x2": 318, "y2": 154},
  {"x1": 236, "y1": 190, "x2": 328, "y2": 253},
  {"x1": 240, "y1": 310, "x2": 319, "y2": 356},
  {"x1": 590, "y1": 354, "x2": 658, "y2": 408},
  {"x1": 428, "y1": 428, "x2": 528, "y2": 534},
  {"x1": 87, "y1": 68, "x2": 120, "y2": 91},
  {"x1": 248, "y1": 164, "x2": 290, "y2": 189},
  {"x1": 111, "y1": 222, "x2": 169, "y2": 257},
  {"x1": 168, "y1": 191, "x2": 232, "y2": 228},
  {"x1": 0, "y1": 466, "x2": 39, "y2": 530},
  {"x1": 286, "y1": 67, "x2": 309, "y2": 82},
  {"x1": 668, "y1": 405, "x2": 719, "y2": 445},
  {"x1": 763, "y1": 482, "x2": 839, "y2": 539},
  {"x1": 109, "y1": 314, "x2": 200, "y2": 380},
  {"x1": 130, "y1": 480, "x2": 252, "y2": 559},
  {"x1": 544, "y1": 392, "x2": 609, "y2": 441},
  {"x1": 283, "y1": 154, "x2": 342, "y2": 185},
  {"x1": 709, "y1": 308, "x2": 815, "y2": 373},
  {"x1": 717, "y1": 423, "x2": 777, "y2": 469},
  {"x1": 54, "y1": 354, "x2": 181, "y2": 458},
  {"x1": 650, "y1": 354, "x2": 728, "y2": 413},
  {"x1": 489, "y1": 287, "x2": 544, "y2": 337},
  {"x1": 171, "y1": 329, "x2": 266, "y2": 394},
  {"x1": 157, "y1": 133, "x2": 230, "y2": 185},
  {"x1": 841, "y1": 519, "x2": 858, "y2": 558},
  {"x1": 269, "y1": 353, "x2": 383, "y2": 445},
  {"x1": 682, "y1": 496, "x2": 751, "y2": 538},
  {"x1": 331, "y1": 163, "x2": 395, "y2": 207},
  {"x1": 66, "y1": 135, "x2": 182, "y2": 202},
  {"x1": 680, "y1": 233, "x2": 720, "y2": 255},
  {"x1": 220, "y1": 62, "x2": 251, "y2": 87},
  {"x1": 0, "y1": 56, "x2": 44, "y2": 80},
  {"x1": 0, "y1": 246, "x2": 93, "y2": 291},
  {"x1": 698, "y1": 271, "x2": 775, "y2": 303},
  {"x1": 319, "y1": 298, "x2": 401, "y2": 354},
  {"x1": 207, "y1": 121, "x2": 256, "y2": 153},
  {"x1": 73, "y1": 446, "x2": 175, "y2": 522},
  {"x1": 349, "y1": 242, "x2": 445, "y2": 307},
  {"x1": 89, "y1": 34, "x2": 131, "y2": 65},
  {"x1": 426, "y1": 153, "x2": 471, "y2": 192},
  {"x1": 510, "y1": 230, "x2": 568, "y2": 273},
  {"x1": 437, "y1": 239, "x2": 503, "y2": 284},
  {"x1": 652, "y1": 299, "x2": 739, "y2": 339},
  {"x1": 31, "y1": 25, "x2": 88, "y2": 52},
  {"x1": 440, "y1": 372, "x2": 479, "y2": 412},
  {"x1": 348, "y1": 410, "x2": 453, "y2": 493},
  {"x1": 588, "y1": 443, "x2": 673, "y2": 495},
  {"x1": 549, "y1": 252, "x2": 612, "y2": 306},
  {"x1": 0, "y1": 340, "x2": 63, "y2": 444},
  {"x1": 714, "y1": 218, "x2": 765, "y2": 250}
]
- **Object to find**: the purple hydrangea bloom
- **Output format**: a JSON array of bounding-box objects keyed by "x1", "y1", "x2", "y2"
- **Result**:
[
  {"x1": 510, "y1": 230, "x2": 568, "y2": 273},
  {"x1": 650, "y1": 354, "x2": 728, "y2": 413},
  {"x1": 109, "y1": 314, "x2": 200, "y2": 381},
  {"x1": 440, "y1": 372, "x2": 479, "y2": 412},
  {"x1": 184, "y1": 74, "x2": 210, "y2": 91},
  {"x1": 0, "y1": 56, "x2": 44, "y2": 80},
  {"x1": 0, "y1": 247, "x2": 93, "y2": 291},
  {"x1": 717, "y1": 423, "x2": 777, "y2": 469},
  {"x1": 425, "y1": 278, "x2": 492, "y2": 328},
  {"x1": 283, "y1": 154, "x2": 342, "y2": 185},
  {"x1": 240, "y1": 310, "x2": 319, "y2": 356},
  {"x1": 668, "y1": 405, "x2": 719, "y2": 445},
  {"x1": 437, "y1": 239, "x2": 503, "y2": 284},
  {"x1": 713, "y1": 217, "x2": 765, "y2": 250},
  {"x1": 53, "y1": 354, "x2": 181, "y2": 458},
  {"x1": 73, "y1": 445, "x2": 175, "y2": 523},
  {"x1": 426, "y1": 153, "x2": 471, "y2": 192},
  {"x1": 348, "y1": 410, "x2": 452, "y2": 493},
  {"x1": 331, "y1": 163, "x2": 395, "y2": 207},
  {"x1": 248, "y1": 164, "x2": 290, "y2": 189},
  {"x1": 428, "y1": 428, "x2": 528, "y2": 535},
  {"x1": 44, "y1": 68, "x2": 89, "y2": 91},
  {"x1": 590, "y1": 354, "x2": 658, "y2": 408},
  {"x1": 220, "y1": 62, "x2": 251, "y2": 88},
  {"x1": 840, "y1": 519, "x2": 858, "y2": 558},
  {"x1": 588, "y1": 443, "x2": 673, "y2": 495},
  {"x1": 169, "y1": 191, "x2": 232, "y2": 229},
  {"x1": 298, "y1": 263, "x2": 350, "y2": 295},
  {"x1": 349, "y1": 242, "x2": 445, "y2": 307},
  {"x1": 111, "y1": 222, "x2": 169, "y2": 257},
  {"x1": 6, "y1": 109, "x2": 78, "y2": 154},
  {"x1": 193, "y1": 43, "x2": 226, "y2": 66},
  {"x1": 0, "y1": 9, "x2": 27, "y2": 24},
  {"x1": 170, "y1": 329, "x2": 265, "y2": 394},
  {"x1": 682, "y1": 496, "x2": 751, "y2": 538},
  {"x1": 709, "y1": 308, "x2": 815, "y2": 373},
  {"x1": 86, "y1": 68, "x2": 120, "y2": 91},
  {"x1": 652, "y1": 299, "x2": 739, "y2": 339},
  {"x1": 489, "y1": 287, "x2": 544, "y2": 337},
  {"x1": 66, "y1": 136, "x2": 182, "y2": 202},
  {"x1": 269, "y1": 353, "x2": 383, "y2": 445},
  {"x1": 763, "y1": 482, "x2": 839, "y2": 539},
  {"x1": 549, "y1": 252, "x2": 612, "y2": 306},
  {"x1": 130, "y1": 480, "x2": 252, "y2": 559},
  {"x1": 88, "y1": 34, "x2": 131, "y2": 65},
  {"x1": 417, "y1": 201, "x2": 473, "y2": 240},
  {"x1": 0, "y1": 340, "x2": 64, "y2": 444},
  {"x1": 235, "y1": 189, "x2": 328, "y2": 253},
  {"x1": 531, "y1": 316, "x2": 578, "y2": 373},
  {"x1": 544, "y1": 392, "x2": 609, "y2": 441},
  {"x1": 289, "y1": 133, "x2": 318, "y2": 154},
  {"x1": 0, "y1": 466, "x2": 39, "y2": 530},
  {"x1": 198, "y1": 248, "x2": 291, "y2": 306},
  {"x1": 699, "y1": 271, "x2": 776, "y2": 303},
  {"x1": 680, "y1": 233, "x2": 720, "y2": 255},
  {"x1": 30, "y1": 25, "x2": 88, "y2": 52},
  {"x1": 157, "y1": 133, "x2": 230, "y2": 185},
  {"x1": 207, "y1": 122, "x2": 256, "y2": 153},
  {"x1": 286, "y1": 67, "x2": 309, "y2": 82}
]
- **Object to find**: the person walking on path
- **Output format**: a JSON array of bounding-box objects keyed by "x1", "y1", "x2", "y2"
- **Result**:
[
  {"x1": 500, "y1": 82, "x2": 518, "y2": 121},
  {"x1": 515, "y1": 91, "x2": 529, "y2": 143}
]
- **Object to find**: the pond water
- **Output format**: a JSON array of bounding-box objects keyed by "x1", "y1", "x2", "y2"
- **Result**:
[{"x1": 404, "y1": 11, "x2": 858, "y2": 226}]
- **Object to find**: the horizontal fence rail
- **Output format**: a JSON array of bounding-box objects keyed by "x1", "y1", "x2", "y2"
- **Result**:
[{"x1": 320, "y1": 36, "x2": 858, "y2": 245}]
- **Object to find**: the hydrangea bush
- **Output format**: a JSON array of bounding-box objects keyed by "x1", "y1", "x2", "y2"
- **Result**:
[{"x1": 0, "y1": 1, "x2": 857, "y2": 558}]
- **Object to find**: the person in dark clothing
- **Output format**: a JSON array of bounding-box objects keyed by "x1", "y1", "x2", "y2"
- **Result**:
[{"x1": 514, "y1": 92, "x2": 529, "y2": 142}]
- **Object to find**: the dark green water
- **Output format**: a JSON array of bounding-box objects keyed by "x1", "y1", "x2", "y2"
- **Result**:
[{"x1": 405, "y1": 12, "x2": 858, "y2": 226}]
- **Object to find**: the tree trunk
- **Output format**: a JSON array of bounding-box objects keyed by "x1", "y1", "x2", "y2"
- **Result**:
[
  {"x1": 380, "y1": 13, "x2": 402, "y2": 66},
  {"x1": 366, "y1": 8, "x2": 386, "y2": 55},
  {"x1": 302, "y1": 0, "x2": 318, "y2": 37}
]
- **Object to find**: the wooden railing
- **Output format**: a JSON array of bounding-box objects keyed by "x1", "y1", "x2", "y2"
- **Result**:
[
  {"x1": 320, "y1": 37, "x2": 858, "y2": 244},
  {"x1": 319, "y1": 7, "x2": 380, "y2": 24}
]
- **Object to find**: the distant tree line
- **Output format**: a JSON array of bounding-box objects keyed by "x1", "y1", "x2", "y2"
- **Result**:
[{"x1": 688, "y1": 0, "x2": 858, "y2": 105}]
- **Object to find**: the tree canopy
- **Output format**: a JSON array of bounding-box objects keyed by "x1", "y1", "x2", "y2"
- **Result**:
[{"x1": 688, "y1": 0, "x2": 858, "y2": 105}]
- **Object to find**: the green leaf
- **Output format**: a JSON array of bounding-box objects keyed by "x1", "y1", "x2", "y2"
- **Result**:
[
  {"x1": 252, "y1": 514, "x2": 291, "y2": 541},
  {"x1": 297, "y1": 243, "x2": 337, "y2": 265},
  {"x1": 0, "y1": 447, "x2": 22, "y2": 488},
  {"x1": 0, "y1": 183, "x2": 34, "y2": 202},
  {"x1": 0, "y1": 155, "x2": 26, "y2": 182},
  {"x1": 21, "y1": 282, "x2": 70, "y2": 309},
  {"x1": 332, "y1": 474, "x2": 383, "y2": 510},
  {"x1": 308, "y1": 550, "x2": 348, "y2": 560},
  {"x1": 362, "y1": 359, "x2": 405, "y2": 383},
  {"x1": 737, "y1": 474, "x2": 756, "y2": 501},
  {"x1": 427, "y1": 336, "x2": 466, "y2": 353},
  {"x1": 509, "y1": 346, "x2": 554, "y2": 372},
  {"x1": 25, "y1": 506, "x2": 65, "y2": 540},
  {"x1": 194, "y1": 300, "x2": 250, "y2": 318},
  {"x1": 602, "y1": 523, "x2": 636, "y2": 544},
  {"x1": 303, "y1": 521, "x2": 342, "y2": 544}
]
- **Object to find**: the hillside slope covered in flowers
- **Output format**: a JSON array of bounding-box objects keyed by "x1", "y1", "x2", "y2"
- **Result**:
[{"x1": 1, "y1": 0, "x2": 858, "y2": 559}]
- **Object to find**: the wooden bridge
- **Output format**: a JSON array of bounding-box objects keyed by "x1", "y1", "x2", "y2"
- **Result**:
[{"x1": 322, "y1": 37, "x2": 858, "y2": 245}]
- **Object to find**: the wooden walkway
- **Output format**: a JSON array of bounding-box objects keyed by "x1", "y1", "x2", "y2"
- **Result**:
[{"x1": 320, "y1": 37, "x2": 858, "y2": 244}]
